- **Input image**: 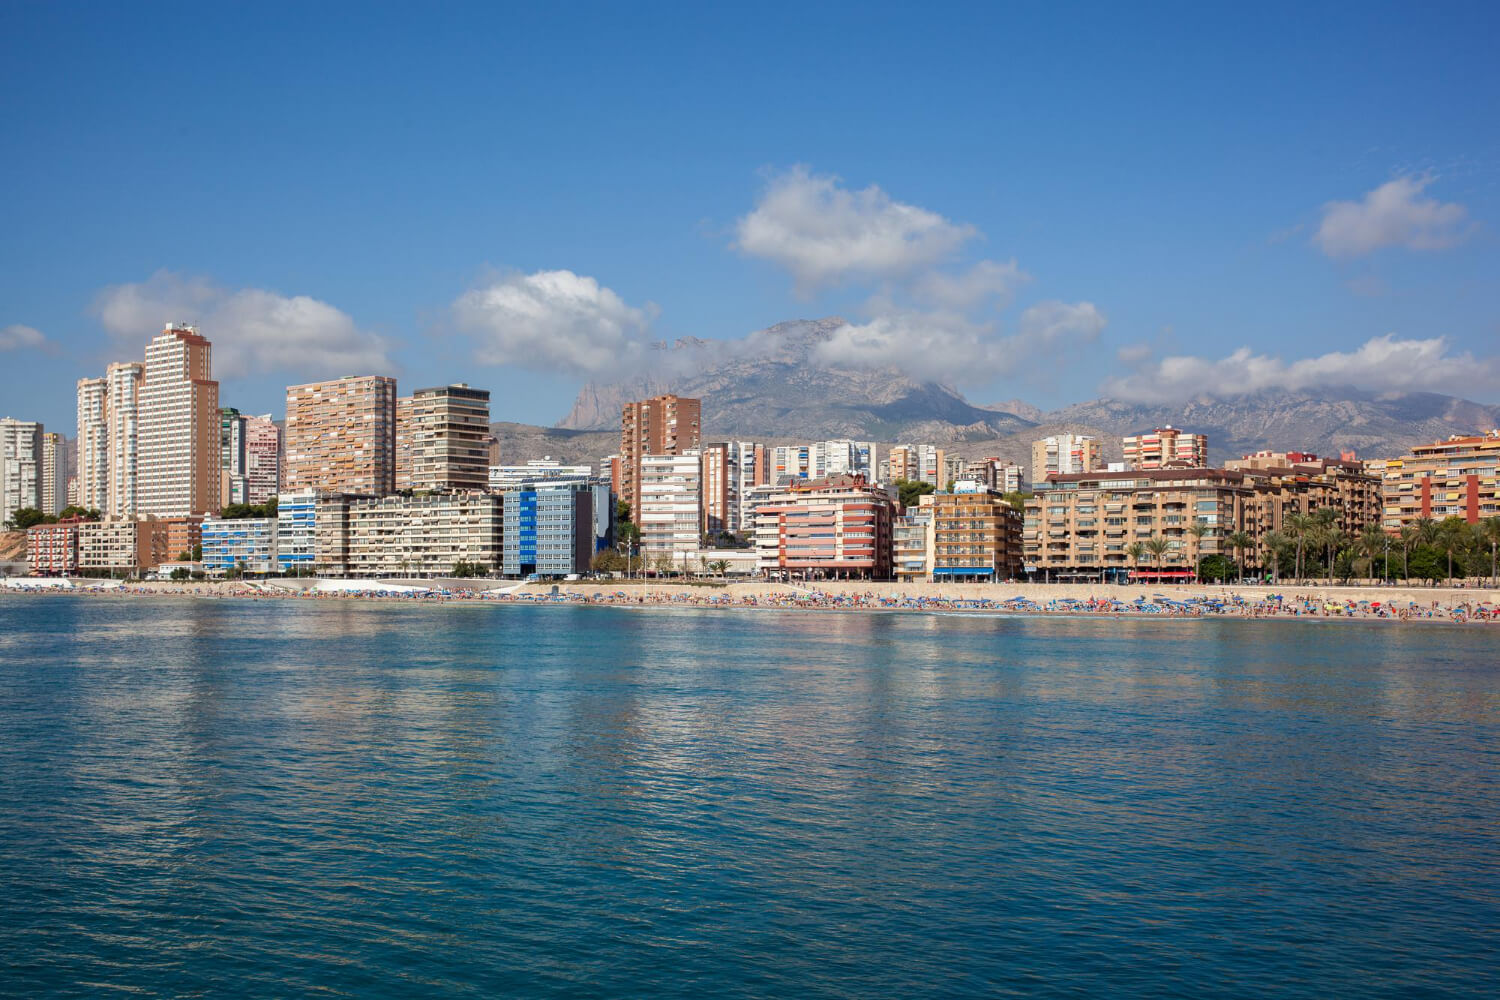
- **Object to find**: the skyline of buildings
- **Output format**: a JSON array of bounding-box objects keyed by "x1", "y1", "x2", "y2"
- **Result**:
[{"x1": 8, "y1": 322, "x2": 1500, "y2": 583}]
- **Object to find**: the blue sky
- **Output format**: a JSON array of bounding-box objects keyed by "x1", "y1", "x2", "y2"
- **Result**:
[{"x1": 3, "y1": 1, "x2": 1498, "y2": 433}]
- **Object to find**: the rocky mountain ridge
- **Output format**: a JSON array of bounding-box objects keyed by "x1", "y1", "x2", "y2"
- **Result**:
[{"x1": 495, "y1": 317, "x2": 1499, "y2": 469}]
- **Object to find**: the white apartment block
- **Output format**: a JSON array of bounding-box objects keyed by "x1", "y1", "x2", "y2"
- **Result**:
[
  {"x1": 639, "y1": 451, "x2": 702, "y2": 553},
  {"x1": 41, "y1": 432, "x2": 67, "y2": 515},
  {"x1": 809, "y1": 440, "x2": 878, "y2": 480},
  {"x1": 76, "y1": 376, "x2": 109, "y2": 512},
  {"x1": 106, "y1": 361, "x2": 143, "y2": 520},
  {"x1": 1, "y1": 418, "x2": 43, "y2": 526},
  {"x1": 1031, "y1": 434, "x2": 1102, "y2": 483},
  {"x1": 769, "y1": 444, "x2": 810, "y2": 482}
]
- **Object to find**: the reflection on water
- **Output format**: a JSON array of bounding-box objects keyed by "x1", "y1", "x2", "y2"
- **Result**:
[{"x1": 1, "y1": 595, "x2": 1496, "y2": 998}]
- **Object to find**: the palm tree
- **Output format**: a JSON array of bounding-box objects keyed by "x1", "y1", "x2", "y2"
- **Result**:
[
  {"x1": 1399, "y1": 524, "x2": 1420, "y2": 583},
  {"x1": 1358, "y1": 525, "x2": 1388, "y2": 582},
  {"x1": 1187, "y1": 522, "x2": 1209, "y2": 581},
  {"x1": 1413, "y1": 517, "x2": 1438, "y2": 547},
  {"x1": 1323, "y1": 528, "x2": 1348, "y2": 582},
  {"x1": 1224, "y1": 531, "x2": 1254, "y2": 584},
  {"x1": 1483, "y1": 517, "x2": 1500, "y2": 587},
  {"x1": 1144, "y1": 537, "x2": 1170, "y2": 582},
  {"x1": 1436, "y1": 517, "x2": 1470, "y2": 584},
  {"x1": 1261, "y1": 530, "x2": 1286, "y2": 586},
  {"x1": 1125, "y1": 541, "x2": 1145, "y2": 583},
  {"x1": 1286, "y1": 512, "x2": 1315, "y2": 582}
]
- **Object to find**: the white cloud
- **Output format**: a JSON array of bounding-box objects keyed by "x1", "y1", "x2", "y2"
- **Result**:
[
  {"x1": 1018, "y1": 300, "x2": 1106, "y2": 344},
  {"x1": 94, "y1": 271, "x2": 392, "y2": 379},
  {"x1": 735, "y1": 166, "x2": 976, "y2": 292},
  {"x1": 813, "y1": 310, "x2": 1004, "y2": 382},
  {"x1": 911, "y1": 259, "x2": 1030, "y2": 309},
  {"x1": 0, "y1": 324, "x2": 46, "y2": 351},
  {"x1": 452, "y1": 269, "x2": 656, "y2": 376},
  {"x1": 814, "y1": 298, "x2": 1107, "y2": 385},
  {"x1": 1104, "y1": 334, "x2": 1500, "y2": 402},
  {"x1": 1314, "y1": 176, "x2": 1472, "y2": 258}
]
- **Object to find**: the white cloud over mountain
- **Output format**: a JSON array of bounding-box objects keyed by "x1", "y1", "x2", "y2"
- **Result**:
[
  {"x1": 815, "y1": 299, "x2": 1106, "y2": 384},
  {"x1": 734, "y1": 167, "x2": 1105, "y2": 387},
  {"x1": 452, "y1": 269, "x2": 657, "y2": 377},
  {"x1": 93, "y1": 271, "x2": 392, "y2": 380},
  {"x1": 0, "y1": 324, "x2": 47, "y2": 351},
  {"x1": 1314, "y1": 176, "x2": 1472, "y2": 258},
  {"x1": 1103, "y1": 334, "x2": 1500, "y2": 402}
]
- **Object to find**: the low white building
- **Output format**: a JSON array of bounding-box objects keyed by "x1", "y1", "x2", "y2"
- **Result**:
[
  {"x1": 488, "y1": 457, "x2": 592, "y2": 493},
  {"x1": 344, "y1": 492, "x2": 502, "y2": 577},
  {"x1": 201, "y1": 517, "x2": 279, "y2": 575}
]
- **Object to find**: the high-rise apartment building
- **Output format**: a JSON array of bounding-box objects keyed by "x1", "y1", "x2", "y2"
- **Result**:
[
  {"x1": 638, "y1": 451, "x2": 702, "y2": 554},
  {"x1": 106, "y1": 362, "x2": 144, "y2": 519},
  {"x1": 138, "y1": 325, "x2": 220, "y2": 517},
  {"x1": 810, "y1": 440, "x2": 878, "y2": 480},
  {"x1": 0, "y1": 418, "x2": 43, "y2": 526},
  {"x1": 284, "y1": 375, "x2": 398, "y2": 496},
  {"x1": 1379, "y1": 430, "x2": 1500, "y2": 530},
  {"x1": 1122, "y1": 426, "x2": 1208, "y2": 470},
  {"x1": 881, "y1": 443, "x2": 947, "y2": 485},
  {"x1": 919, "y1": 445, "x2": 947, "y2": 486},
  {"x1": 243, "y1": 414, "x2": 281, "y2": 504},
  {"x1": 220, "y1": 407, "x2": 245, "y2": 506},
  {"x1": 964, "y1": 458, "x2": 1025, "y2": 494},
  {"x1": 884, "y1": 444, "x2": 918, "y2": 483},
  {"x1": 770, "y1": 444, "x2": 811, "y2": 482},
  {"x1": 40, "y1": 432, "x2": 67, "y2": 515},
  {"x1": 76, "y1": 376, "x2": 109, "y2": 512},
  {"x1": 1030, "y1": 434, "x2": 1102, "y2": 484},
  {"x1": 395, "y1": 383, "x2": 491, "y2": 491},
  {"x1": 619, "y1": 394, "x2": 700, "y2": 521},
  {"x1": 701, "y1": 442, "x2": 733, "y2": 536}
]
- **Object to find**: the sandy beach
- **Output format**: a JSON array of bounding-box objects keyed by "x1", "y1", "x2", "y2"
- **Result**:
[{"x1": 5, "y1": 576, "x2": 1498, "y2": 624}]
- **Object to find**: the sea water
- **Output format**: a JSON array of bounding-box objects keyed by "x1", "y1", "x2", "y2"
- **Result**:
[{"x1": 1, "y1": 595, "x2": 1496, "y2": 997}]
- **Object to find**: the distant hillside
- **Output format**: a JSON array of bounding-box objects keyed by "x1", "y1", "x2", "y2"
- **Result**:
[
  {"x1": 556, "y1": 318, "x2": 1035, "y2": 442},
  {"x1": 1045, "y1": 390, "x2": 1500, "y2": 465},
  {"x1": 490, "y1": 316, "x2": 1500, "y2": 469}
]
